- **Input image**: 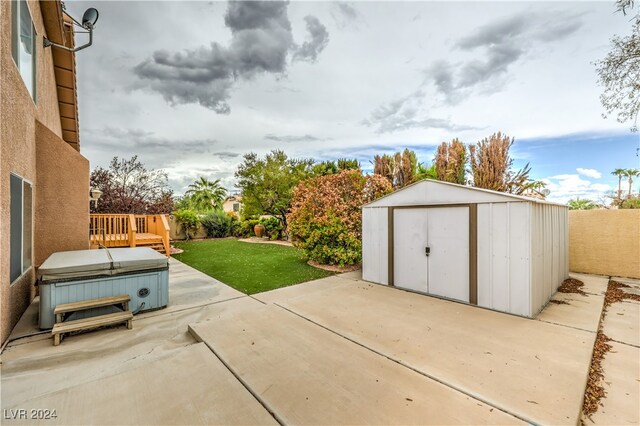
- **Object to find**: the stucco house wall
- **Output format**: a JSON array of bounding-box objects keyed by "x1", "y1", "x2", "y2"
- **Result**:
[
  {"x1": 223, "y1": 196, "x2": 243, "y2": 217},
  {"x1": 35, "y1": 122, "x2": 89, "y2": 266},
  {"x1": 0, "y1": 0, "x2": 89, "y2": 344}
]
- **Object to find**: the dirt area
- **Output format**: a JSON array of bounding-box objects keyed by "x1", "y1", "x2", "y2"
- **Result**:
[
  {"x1": 548, "y1": 299, "x2": 570, "y2": 305},
  {"x1": 582, "y1": 278, "x2": 640, "y2": 420},
  {"x1": 558, "y1": 277, "x2": 587, "y2": 296},
  {"x1": 308, "y1": 260, "x2": 361, "y2": 272},
  {"x1": 169, "y1": 245, "x2": 184, "y2": 254},
  {"x1": 605, "y1": 280, "x2": 640, "y2": 306},
  {"x1": 582, "y1": 331, "x2": 612, "y2": 418},
  {"x1": 238, "y1": 237, "x2": 293, "y2": 246}
]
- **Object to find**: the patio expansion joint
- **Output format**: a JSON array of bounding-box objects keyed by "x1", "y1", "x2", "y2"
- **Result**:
[
  {"x1": 247, "y1": 295, "x2": 267, "y2": 305},
  {"x1": 535, "y1": 319, "x2": 598, "y2": 334},
  {"x1": 190, "y1": 329, "x2": 286, "y2": 426},
  {"x1": 607, "y1": 338, "x2": 640, "y2": 349},
  {"x1": 271, "y1": 302, "x2": 535, "y2": 426},
  {"x1": 133, "y1": 295, "x2": 249, "y2": 321}
]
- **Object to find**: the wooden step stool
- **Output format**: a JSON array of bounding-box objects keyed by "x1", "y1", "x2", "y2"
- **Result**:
[{"x1": 52, "y1": 295, "x2": 133, "y2": 346}]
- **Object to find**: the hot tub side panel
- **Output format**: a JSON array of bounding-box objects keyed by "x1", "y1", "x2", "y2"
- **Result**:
[{"x1": 39, "y1": 269, "x2": 168, "y2": 329}]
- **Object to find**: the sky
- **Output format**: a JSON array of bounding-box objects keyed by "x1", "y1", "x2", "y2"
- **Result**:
[{"x1": 65, "y1": 0, "x2": 640, "y2": 203}]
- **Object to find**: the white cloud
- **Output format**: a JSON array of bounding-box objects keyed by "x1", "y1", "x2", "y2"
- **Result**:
[
  {"x1": 576, "y1": 168, "x2": 602, "y2": 179},
  {"x1": 66, "y1": 1, "x2": 630, "y2": 190},
  {"x1": 543, "y1": 174, "x2": 611, "y2": 203}
]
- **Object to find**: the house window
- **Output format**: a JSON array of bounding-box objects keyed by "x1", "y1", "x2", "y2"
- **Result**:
[
  {"x1": 11, "y1": 0, "x2": 37, "y2": 100},
  {"x1": 10, "y1": 174, "x2": 33, "y2": 283},
  {"x1": 233, "y1": 203, "x2": 240, "y2": 212}
]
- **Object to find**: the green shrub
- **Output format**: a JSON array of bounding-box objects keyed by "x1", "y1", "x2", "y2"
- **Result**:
[
  {"x1": 287, "y1": 170, "x2": 392, "y2": 266},
  {"x1": 238, "y1": 218, "x2": 260, "y2": 237},
  {"x1": 620, "y1": 197, "x2": 640, "y2": 209},
  {"x1": 229, "y1": 217, "x2": 242, "y2": 237},
  {"x1": 173, "y1": 209, "x2": 199, "y2": 240},
  {"x1": 259, "y1": 217, "x2": 284, "y2": 240},
  {"x1": 201, "y1": 210, "x2": 233, "y2": 238},
  {"x1": 234, "y1": 216, "x2": 283, "y2": 239},
  {"x1": 295, "y1": 214, "x2": 362, "y2": 265}
]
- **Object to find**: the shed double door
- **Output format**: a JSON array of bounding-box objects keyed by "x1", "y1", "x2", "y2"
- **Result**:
[{"x1": 393, "y1": 207, "x2": 469, "y2": 303}]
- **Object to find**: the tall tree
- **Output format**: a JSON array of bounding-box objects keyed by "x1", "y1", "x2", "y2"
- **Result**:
[
  {"x1": 415, "y1": 162, "x2": 438, "y2": 181},
  {"x1": 595, "y1": 1, "x2": 640, "y2": 130},
  {"x1": 567, "y1": 198, "x2": 598, "y2": 210},
  {"x1": 468, "y1": 132, "x2": 533, "y2": 195},
  {"x1": 435, "y1": 138, "x2": 467, "y2": 184},
  {"x1": 624, "y1": 168, "x2": 640, "y2": 196},
  {"x1": 184, "y1": 177, "x2": 227, "y2": 211},
  {"x1": 235, "y1": 150, "x2": 313, "y2": 228},
  {"x1": 312, "y1": 160, "x2": 339, "y2": 177},
  {"x1": 373, "y1": 149, "x2": 418, "y2": 189},
  {"x1": 611, "y1": 168, "x2": 626, "y2": 199},
  {"x1": 373, "y1": 154, "x2": 393, "y2": 183},
  {"x1": 90, "y1": 156, "x2": 174, "y2": 214},
  {"x1": 337, "y1": 158, "x2": 360, "y2": 171},
  {"x1": 394, "y1": 149, "x2": 417, "y2": 188}
]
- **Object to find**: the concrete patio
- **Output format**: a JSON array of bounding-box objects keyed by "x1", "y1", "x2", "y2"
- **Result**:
[{"x1": 1, "y1": 258, "x2": 637, "y2": 425}]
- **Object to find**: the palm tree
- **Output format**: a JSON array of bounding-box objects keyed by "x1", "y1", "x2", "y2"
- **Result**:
[
  {"x1": 611, "y1": 168, "x2": 626, "y2": 199},
  {"x1": 567, "y1": 198, "x2": 598, "y2": 210},
  {"x1": 185, "y1": 177, "x2": 227, "y2": 212},
  {"x1": 624, "y1": 168, "x2": 640, "y2": 198}
]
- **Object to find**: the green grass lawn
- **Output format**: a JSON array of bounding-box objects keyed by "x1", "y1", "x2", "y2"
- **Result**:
[{"x1": 173, "y1": 239, "x2": 334, "y2": 294}]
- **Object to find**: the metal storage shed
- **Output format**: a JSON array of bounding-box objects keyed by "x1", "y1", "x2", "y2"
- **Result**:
[{"x1": 362, "y1": 179, "x2": 568, "y2": 318}]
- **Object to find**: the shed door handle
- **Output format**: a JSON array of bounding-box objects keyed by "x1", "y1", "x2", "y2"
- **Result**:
[{"x1": 425, "y1": 246, "x2": 430, "y2": 256}]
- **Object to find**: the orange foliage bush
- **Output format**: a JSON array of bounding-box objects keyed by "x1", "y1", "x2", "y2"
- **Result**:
[{"x1": 287, "y1": 170, "x2": 392, "y2": 265}]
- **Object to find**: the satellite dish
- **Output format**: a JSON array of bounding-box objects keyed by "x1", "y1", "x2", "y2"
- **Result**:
[
  {"x1": 82, "y1": 8, "x2": 99, "y2": 29},
  {"x1": 43, "y1": 7, "x2": 99, "y2": 52},
  {"x1": 542, "y1": 189, "x2": 551, "y2": 196}
]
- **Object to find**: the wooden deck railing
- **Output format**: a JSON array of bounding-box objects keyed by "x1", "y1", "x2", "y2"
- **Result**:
[{"x1": 89, "y1": 214, "x2": 170, "y2": 256}]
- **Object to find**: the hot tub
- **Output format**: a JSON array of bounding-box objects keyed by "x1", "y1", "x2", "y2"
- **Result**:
[{"x1": 37, "y1": 247, "x2": 169, "y2": 329}]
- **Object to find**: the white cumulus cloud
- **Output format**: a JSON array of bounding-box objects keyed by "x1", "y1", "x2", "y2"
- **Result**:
[
  {"x1": 543, "y1": 174, "x2": 611, "y2": 203},
  {"x1": 576, "y1": 168, "x2": 602, "y2": 179}
]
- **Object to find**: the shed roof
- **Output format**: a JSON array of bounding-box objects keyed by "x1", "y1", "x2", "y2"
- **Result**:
[{"x1": 364, "y1": 179, "x2": 566, "y2": 208}]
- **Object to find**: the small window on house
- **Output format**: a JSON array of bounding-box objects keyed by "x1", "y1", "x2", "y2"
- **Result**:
[
  {"x1": 10, "y1": 174, "x2": 33, "y2": 283},
  {"x1": 233, "y1": 203, "x2": 240, "y2": 212},
  {"x1": 11, "y1": 0, "x2": 37, "y2": 100}
]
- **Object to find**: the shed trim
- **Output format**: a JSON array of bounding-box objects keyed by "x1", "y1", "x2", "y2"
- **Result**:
[
  {"x1": 363, "y1": 179, "x2": 566, "y2": 208},
  {"x1": 387, "y1": 207, "x2": 394, "y2": 286},
  {"x1": 469, "y1": 204, "x2": 478, "y2": 305},
  {"x1": 387, "y1": 203, "x2": 477, "y2": 304}
]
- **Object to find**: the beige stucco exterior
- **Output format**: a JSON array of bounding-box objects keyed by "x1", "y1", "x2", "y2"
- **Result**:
[
  {"x1": 34, "y1": 121, "x2": 89, "y2": 265},
  {"x1": 223, "y1": 195, "x2": 243, "y2": 217},
  {"x1": 1, "y1": 0, "x2": 89, "y2": 344},
  {"x1": 569, "y1": 209, "x2": 640, "y2": 279}
]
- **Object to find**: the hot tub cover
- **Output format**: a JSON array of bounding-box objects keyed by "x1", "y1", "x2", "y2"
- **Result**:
[{"x1": 38, "y1": 247, "x2": 168, "y2": 281}]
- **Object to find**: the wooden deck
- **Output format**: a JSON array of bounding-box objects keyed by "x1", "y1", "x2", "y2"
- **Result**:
[{"x1": 90, "y1": 214, "x2": 170, "y2": 256}]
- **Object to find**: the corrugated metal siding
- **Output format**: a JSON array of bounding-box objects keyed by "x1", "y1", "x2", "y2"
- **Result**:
[
  {"x1": 477, "y1": 202, "x2": 531, "y2": 317},
  {"x1": 530, "y1": 204, "x2": 569, "y2": 316},
  {"x1": 362, "y1": 190, "x2": 567, "y2": 318},
  {"x1": 362, "y1": 208, "x2": 389, "y2": 285}
]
